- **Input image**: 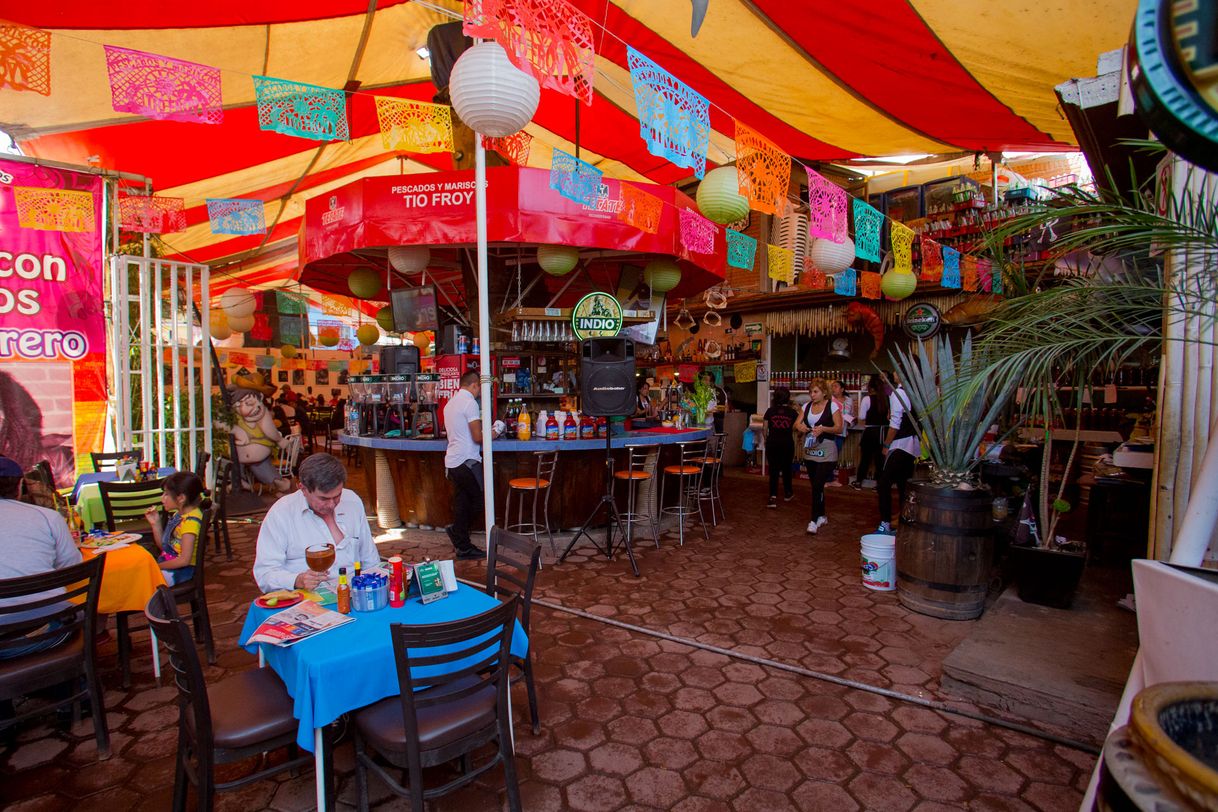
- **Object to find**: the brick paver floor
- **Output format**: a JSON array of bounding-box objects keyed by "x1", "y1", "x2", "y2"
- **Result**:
[{"x1": 1, "y1": 468, "x2": 1097, "y2": 810}]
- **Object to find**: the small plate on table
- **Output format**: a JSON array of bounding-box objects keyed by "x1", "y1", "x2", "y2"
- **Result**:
[
  {"x1": 255, "y1": 590, "x2": 304, "y2": 609},
  {"x1": 79, "y1": 532, "x2": 142, "y2": 549}
]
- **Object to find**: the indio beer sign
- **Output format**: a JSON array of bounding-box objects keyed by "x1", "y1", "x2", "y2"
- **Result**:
[{"x1": 571, "y1": 292, "x2": 623, "y2": 341}]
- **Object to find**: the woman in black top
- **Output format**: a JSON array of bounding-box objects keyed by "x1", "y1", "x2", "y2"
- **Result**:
[
  {"x1": 762, "y1": 387, "x2": 798, "y2": 508},
  {"x1": 795, "y1": 378, "x2": 843, "y2": 535},
  {"x1": 851, "y1": 373, "x2": 889, "y2": 488}
]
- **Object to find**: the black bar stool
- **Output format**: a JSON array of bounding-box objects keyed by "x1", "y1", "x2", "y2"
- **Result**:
[
  {"x1": 505, "y1": 450, "x2": 559, "y2": 559},
  {"x1": 614, "y1": 444, "x2": 660, "y2": 549},
  {"x1": 660, "y1": 440, "x2": 710, "y2": 545}
]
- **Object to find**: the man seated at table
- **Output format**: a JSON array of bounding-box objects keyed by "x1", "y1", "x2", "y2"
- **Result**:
[
  {"x1": 253, "y1": 453, "x2": 380, "y2": 592},
  {"x1": 0, "y1": 456, "x2": 82, "y2": 658}
]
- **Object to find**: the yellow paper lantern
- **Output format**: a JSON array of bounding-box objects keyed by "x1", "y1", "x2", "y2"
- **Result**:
[
  {"x1": 881, "y1": 269, "x2": 918, "y2": 301},
  {"x1": 696, "y1": 166, "x2": 750, "y2": 225},
  {"x1": 356, "y1": 323, "x2": 380, "y2": 346},
  {"x1": 413, "y1": 330, "x2": 432, "y2": 353},
  {"x1": 644, "y1": 259, "x2": 682, "y2": 293},
  {"x1": 375, "y1": 305, "x2": 395, "y2": 332},
  {"x1": 537, "y1": 245, "x2": 579, "y2": 276},
  {"x1": 220, "y1": 287, "x2": 256, "y2": 319},
  {"x1": 318, "y1": 326, "x2": 341, "y2": 347},
  {"x1": 227, "y1": 313, "x2": 255, "y2": 333},
  {"x1": 347, "y1": 268, "x2": 383, "y2": 299},
  {"x1": 281, "y1": 344, "x2": 297, "y2": 359},
  {"x1": 208, "y1": 310, "x2": 231, "y2": 341}
]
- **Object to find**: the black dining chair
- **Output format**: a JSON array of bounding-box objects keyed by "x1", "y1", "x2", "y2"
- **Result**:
[
  {"x1": 194, "y1": 449, "x2": 211, "y2": 480},
  {"x1": 117, "y1": 508, "x2": 215, "y2": 688},
  {"x1": 210, "y1": 459, "x2": 233, "y2": 560},
  {"x1": 485, "y1": 527, "x2": 542, "y2": 734},
  {"x1": 0, "y1": 555, "x2": 110, "y2": 759},
  {"x1": 97, "y1": 477, "x2": 167, "y2": 544},
  {"x1": 352, "y1": 597, "x2": 522, "y2": 812},
  {"x1": 144, "y1": 586, "x2": 312, "y2": 811},
  {"x1": 90, "y1": 449, "x2": 143, "y2": 473}
]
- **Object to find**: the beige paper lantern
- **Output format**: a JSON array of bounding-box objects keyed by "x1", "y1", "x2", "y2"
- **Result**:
[
  {"x1": 208, "y1": 310, "x2": 231, "y2": 341},
  {"x1": 227, "y1": 313, "x2": 255, "y2": 333},
  {"x1": 388, "y1": 246, "x2": 430, "y2": 274},
  {"x1": 220, "y1": 287, "x2": 256, "y2": 319}
]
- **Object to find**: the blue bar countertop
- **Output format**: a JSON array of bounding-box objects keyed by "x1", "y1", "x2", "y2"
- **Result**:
[{"x1": 338, "y1": 427, "x2": 710, "y2": 452}]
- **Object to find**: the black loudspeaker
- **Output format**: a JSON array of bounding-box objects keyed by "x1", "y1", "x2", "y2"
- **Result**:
[
  {"x1": 580, "y1": 338, "x2": 636, "y2": 417},
  {"x1": 379, "y1": 345, "x2": 420, "y2": 375}
]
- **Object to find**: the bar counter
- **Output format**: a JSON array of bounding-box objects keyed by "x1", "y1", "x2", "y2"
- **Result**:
[{"x1": 341, "y1": 428, "x2": 712, "y2": 529}]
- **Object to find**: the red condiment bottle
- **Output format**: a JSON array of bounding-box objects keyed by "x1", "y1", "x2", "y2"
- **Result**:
[
  {"x1": 336, "y1": 567, "x2": 350, "y2": 615},
  {"x1": 388, "y1": 556, "x2": 405, "y2": 607}
]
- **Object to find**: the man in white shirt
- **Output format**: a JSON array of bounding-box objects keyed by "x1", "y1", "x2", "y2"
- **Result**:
[
  {"x1": 443, "y1": 371, "x2": 485, "y2": 560},
  {"x1": 253, "y1": 453, "x2": 381, "y2": 592},
  {"x1": 876, "y1": 371, "x2": 922, "y2": 534}
]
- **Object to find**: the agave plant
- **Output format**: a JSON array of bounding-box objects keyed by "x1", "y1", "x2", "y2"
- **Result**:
[{"x1": 890, "y1": 332, "x2": 1013, "y2": 487}]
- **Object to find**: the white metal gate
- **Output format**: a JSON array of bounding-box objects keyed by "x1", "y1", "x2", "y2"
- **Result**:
[{"x1": 107, "y1": 255, "x2": 213, "y2": 480}]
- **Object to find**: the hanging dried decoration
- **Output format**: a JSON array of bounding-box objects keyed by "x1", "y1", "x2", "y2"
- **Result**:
[
  {"x1": 0, "y1": 24, "x2": 51, "y2": 95},
  {"x1": 961, "y1": 254, "x2": 979, "y2": 292},
  {"x1": 806, "y1": 169, "x2": 848, "y2": 243},
  {"x1": 680, "y1": 208, "x2": 716, "y2": 255},
  {"x1": 276, "y1": 290, "x2": 309, "y2": 315},
  {"x1": 725, "y1": 229, "x2": 757, "y2": 270},
  {"x1": 734, "y1": 121, "x2": 790, "y2": 215},
  {"x1": 118, "y1": 194, "x2": 187, "y2": 234},
  {"x1": 890, "y1": 221, "x2": 915, "y2": 273},
  {"x1": 833, "y1": 267, "x2": 858, "y2": 297},
  {"x1": 549, "y1": 148, "x2": 603, "y2": 206},
  {"x1": 463, "y1": 0, "x2": 595, "y2": 104},
  {"x1": 978, "y1": 258, "x2": 993, "y2": 292},
  {"x1": 860, "y1": 270, "x2": 882, "y2": 299},
  {"x1": 250, "y1": 313, "x2": 273, "y2": 342},
  {"x1": 853, "y1": 198, "x2": 884, "y2": 262},
  {"x1": 374, "y1": 97, "x2": 453, "y2": 153},
  {"x1": 13, "y1": 187, "x2": 95, "y2": 232},
  {"x1": 104, "y1": 45, "x2": 222, "y2": 124},
  {"x1": 801, "y1": 265, "x2": 828, "y2": 290},
  {"x1": 252, "y1": 75, "x2": 349, "y2": 141},
  {"x1": 206, "y1": 198, "x2": 267, "y2": 235},
  {"x1": 941, "y1": 246, "x2": 962, "y2": 289},
  {"x1": 920, "y1": 236, "x2": 943, "y2": 283},
  {"x1": 619, "y1": 183, "x2": 663, "y2": 234},
  {"x1": 627, "y1": 46, "x2": 710, "y2": 179},
  {"x1": 483, "y1": 131, "x2": 533, "y2": 166},
  {"x1": 767, "y1": 244, "x2": 795, "y2": 285}
]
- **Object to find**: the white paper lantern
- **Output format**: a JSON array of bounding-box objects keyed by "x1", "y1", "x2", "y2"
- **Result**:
[
  {"x1": 808, "y1": 238, "x2": 856, "y2": 274},
  {"x1": 449, "y1": 41, "x2": 541, "y2": 138},
  {"x1": 227, "y1": 313, "x2": 255, "y2": 333},
  {"x1": 388, "y1": 245, "x2": 430, "y2": 274},
  {"x1": 220, "y1": 287, "x2": 257, "y2": 319}
]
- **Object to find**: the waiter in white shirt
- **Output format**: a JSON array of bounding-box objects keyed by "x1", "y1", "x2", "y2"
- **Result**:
[
  {"x1": 253, "y1": 453, "x2": 381, "y2": 592},
  {"x1": 443, "y1": 371, "x2": 486, "y2": 560},
  {"x1": 875, "y1": 371, "x2": 921, "y2": 535}
]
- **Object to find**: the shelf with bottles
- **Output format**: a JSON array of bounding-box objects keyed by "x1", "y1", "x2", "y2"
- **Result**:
[{"x1": 496, "y1": 350, "x2": 579, "y2": 398}]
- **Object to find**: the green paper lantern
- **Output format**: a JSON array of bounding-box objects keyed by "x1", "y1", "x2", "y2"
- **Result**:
[
  {"x1": 537, "y1": 244, "x2": 579, "y2": 276},
  {"x1": 356, "y1": 323, "x2": 380, "y2": 346},
  {"x1": 375, "y1": 305, "x2": 395, "y2": 332},
  {"x1": 696, "y1": 166, "x2": 750, "y2": 225},
  {"x1": 281, "y1": 344, "x2": 297, "y2": 359},
  {"x1": 644, "y1": 259, "x2": 682, "y2": 293},
  {"x1": 881, "y1": 268, "x2": 918, "y2": 301},
  {"x1": 347, "y1": 267, "x2": 382, "y2": 299}
]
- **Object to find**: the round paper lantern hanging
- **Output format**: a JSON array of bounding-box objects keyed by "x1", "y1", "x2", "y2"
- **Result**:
[
  {"x1": 881, "y1": 268, "x2": 918, "y2": 301},
  {"x1": 696, "y1": 166, "x2": 750, "y2": 225},
  {"x1": 227, "y1": 313, "x2": 255, "y2": 333},
  {"x1": 219, "y1": 287, "x2": 256, "y2": 319},
  {"x1": 281, "y1": 344, "x2": 298, "y2": 359},
  {"x1": 318, "y1": 325, "x2": 341, "y2": 347},
  {"x1": 644, "y1": 259, "x2": 682, "y2": 293},
  {"x1": 449, "y1": 41, "x2": 541, "y2": 137},
  {"x1": 537, "y1": 245, "x2": 579, "y2": 276},
  {"x1": 388, "y1": 245, "x2": 430, "y2": 274},
  {"x1": 356, "y1": 323, "x2": 380, "y2": 347},
  {"x1": 209, "y1": 310, "x2": 231, "y2": 341},
  {"x1": 375, "y1": 306, "x2": 395, "y2": 332},
  {"x1": 808, "y1": 238, "x2": 856, "y2": 274},
  {"x1": 413, "y1": 330, "x2": 433, "y2": 354},
  {"x1": 347, "y1": 267, "x2": 382, "y2": 299}
]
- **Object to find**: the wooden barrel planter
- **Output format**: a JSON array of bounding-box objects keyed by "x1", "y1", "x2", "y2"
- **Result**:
[{"x1": 896, "y1": 481, "x2": 995, "y2": 621}]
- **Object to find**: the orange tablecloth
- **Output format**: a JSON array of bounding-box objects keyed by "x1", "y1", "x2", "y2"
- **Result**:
[{"x1": 80, "y1": 545, "x2": 167, "y2": 614}]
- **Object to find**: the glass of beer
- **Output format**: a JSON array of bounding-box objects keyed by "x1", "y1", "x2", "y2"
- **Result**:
[{"x1": 305, "y1": 544, "x2": 336, "y2": 574}]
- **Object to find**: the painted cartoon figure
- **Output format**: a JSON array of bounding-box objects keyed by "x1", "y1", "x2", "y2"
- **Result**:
[{"x1": 230, "y1": 387, "x2": 291, "y2": 493}]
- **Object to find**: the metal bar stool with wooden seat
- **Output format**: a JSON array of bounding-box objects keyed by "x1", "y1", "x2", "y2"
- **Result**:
[
  {"x1": 693, "y1": 432, "x2": 727, "y2": 526},
  {"x1": 614, "y1": 444, "x2": 660, "y2": 550},
  {"x1": 660, "y1": 440, "x2": 710, "y2": 545},
  {"x1": 504, "y1": 450, "x2": 558, "y2": 558}
]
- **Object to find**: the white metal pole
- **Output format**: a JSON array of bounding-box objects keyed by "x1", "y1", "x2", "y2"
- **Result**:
[
  {"x1": 154, "y1": 262, "x2": 166, "y2": 465},
  {"x1": 170, "y1": 266, "x2": 182, "y2": 471},
  {"x1": 201, "y1": 266, "x2": 212, "y2": 487},
  {"x1": 185, "y1": 265, "x2": 198, "y2": 473},
  {"x1": 139, "y1": 262, "x2": 154, "y2": 455},
  {"x1": 475, "y1": 135, "x2": 495, "y2": 548}
]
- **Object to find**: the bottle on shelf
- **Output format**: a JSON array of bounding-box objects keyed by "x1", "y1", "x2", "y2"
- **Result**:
[
  {"x1": 544, "y1": 411, "x2": 559, "y2": 441},
  {"x1": 596, "y1": 415, "x2": 608, "y2": 439},
  {"x1": 516, "y1": 406, "x2": 532, "y2": 440},
  {"x1": 336, "y1": 567, "x2": 351, "y2": 614},
  {"x1": 563, "y1": 410, "x2": 578, "y2": 440},
  {"x1": 580, "y1": 412, "x2": 596, "y2": 439}
]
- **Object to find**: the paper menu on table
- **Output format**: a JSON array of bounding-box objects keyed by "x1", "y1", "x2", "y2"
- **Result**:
[{"x1": 439, "y1": 559, "x2": 457, "y2": 593}]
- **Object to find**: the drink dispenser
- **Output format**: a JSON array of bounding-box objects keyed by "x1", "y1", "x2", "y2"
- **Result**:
[
  {"x1": 413, "y1": 373, "x2": 440, "y2": 439},
  {"x1": 347, "y1": 375, "x2": 371, "y2": 436},
  {"x1": 383, "y1": 374, "x2": 414, "y2": 438}
]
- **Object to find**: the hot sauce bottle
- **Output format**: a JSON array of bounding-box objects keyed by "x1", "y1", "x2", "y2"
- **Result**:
[{"x1": 336, "y1": 567, "x2": 351, "y2": 615}]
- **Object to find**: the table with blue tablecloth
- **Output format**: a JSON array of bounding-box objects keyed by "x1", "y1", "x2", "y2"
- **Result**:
[
  {"x1": 239, "y1": 583, "x2": 527, "y2": 811},
  {"x1": 71, "y1": 468, "x2": 176, "y2": 529}
]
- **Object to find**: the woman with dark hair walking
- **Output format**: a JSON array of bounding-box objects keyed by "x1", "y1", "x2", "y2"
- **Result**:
[
  {"x1": 851, "y1": 374, "x2": 889, "y2": 489},
  {"x1": 762, "y1": 387, "x2": 798, "y2": 508},
  {"x1": 795, "y1": 378, "x2": 842, "y2": 535}
]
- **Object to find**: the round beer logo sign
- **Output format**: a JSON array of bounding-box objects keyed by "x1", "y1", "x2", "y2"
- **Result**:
[
  {"x1": 902, "y1": 303, "x2": 942, "y2": 340},
  {"x1": 571, "y1": 292, "x2": 623, "y2": 340}
]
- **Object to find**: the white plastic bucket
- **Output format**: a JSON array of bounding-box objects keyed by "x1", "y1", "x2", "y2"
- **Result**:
[{"x1": 860, "y1": 534, "x2": 896, "y2": 592}]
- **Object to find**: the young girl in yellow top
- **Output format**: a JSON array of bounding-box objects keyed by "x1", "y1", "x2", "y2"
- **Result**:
[{"x1": 145, "y1": 472, "x2": 205, "y2": 585}]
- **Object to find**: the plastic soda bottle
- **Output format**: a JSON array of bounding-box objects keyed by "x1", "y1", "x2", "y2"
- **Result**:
[
  {"x1": 545, "y1": 412, "x2": 559, "y2": 441},
  {"x1": 516, "y1": 407, "x2": 532, "y2": 440}
]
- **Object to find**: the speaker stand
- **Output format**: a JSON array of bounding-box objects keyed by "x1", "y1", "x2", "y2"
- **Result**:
[{"x1": 559, "y1": 432, "x2": 640, "y2": 577}]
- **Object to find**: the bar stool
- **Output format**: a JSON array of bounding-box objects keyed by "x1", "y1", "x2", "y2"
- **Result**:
[
  {"x1": 505, "y1": 450, "x2": 559, "y2": 558},
  {"x1": 692, "y1": 432, "x2": 727, "y2": 526},
  {"x1": 613, "y1": 444, "x2": 661, "y2": 550},
  {"x1": 660, "y1": 440, "x2": 710, "y2": 545}
]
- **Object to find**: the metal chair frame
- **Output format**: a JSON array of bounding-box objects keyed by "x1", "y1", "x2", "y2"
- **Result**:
[
  {"x1": 504, "y1": 450, "x2": 559, "y2": 559},
  {"x1": 659, "y1": 440, "x2": 710, "y2": 545},
  {"x1": 485, "y1": 528, "x2": 542, "y2": 734},
  {"x1": 696, "y1": 432, "x2": 728, "y2": 526},
  {"x1": 614, "y1": 444, "x2": 661, "y2": 549}
]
